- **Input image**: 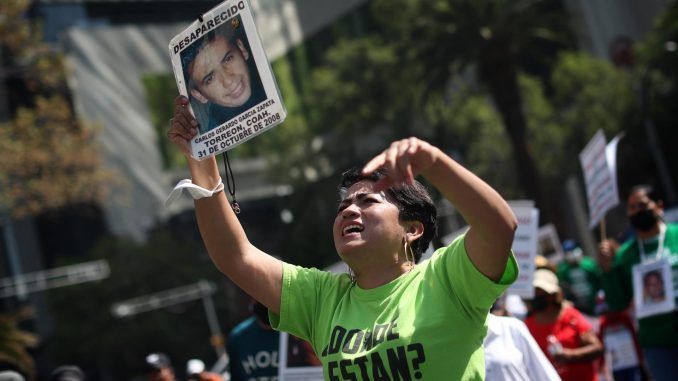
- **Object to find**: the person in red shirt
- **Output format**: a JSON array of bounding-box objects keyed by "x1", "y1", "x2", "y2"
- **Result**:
[{"x1": 525, "y1": 269, "x2": 604, "y2": 381}]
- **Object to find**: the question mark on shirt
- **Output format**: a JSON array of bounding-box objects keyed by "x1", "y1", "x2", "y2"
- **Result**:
[{"x1": 407, "y1": 343, "x2": 426, "y2": 379}]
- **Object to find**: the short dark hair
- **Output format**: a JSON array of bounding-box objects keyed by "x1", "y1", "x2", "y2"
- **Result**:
[
  {"x1": 181, "y1": 16, "x2": 242, "y2": 89},
  {"x1": 643, "y1": 270, "x2": 662, "y2": 285},
  {"x1": 339, "y1": 168, "x2": 437, "y2": 262},
  {"x1": 628, "y1": 184, "x2": 662, "y2": 203}
]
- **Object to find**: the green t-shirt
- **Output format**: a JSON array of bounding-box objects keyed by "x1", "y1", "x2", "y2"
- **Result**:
[
  {"x1": 270, "y1": 235, "x2": 518, "y2": 380},
  {"x1": 556, "y1": 256, "x2": 602, "y2": 315},
  {"x1": 601, "y1": 223, "x2": 678, "y2": 347}
]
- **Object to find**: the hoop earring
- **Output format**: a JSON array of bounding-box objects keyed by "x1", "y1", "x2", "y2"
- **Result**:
[{"x1": 404, "y1": 240, "x2": 415, "y2": 268}]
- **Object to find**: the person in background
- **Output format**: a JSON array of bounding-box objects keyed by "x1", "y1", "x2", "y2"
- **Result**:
[
  {"x1": 595, "y1": 291, "x2": 646, "y2": 381},
  {"x1": 525, "y1": 269, "x2": 603, "y2": 381},
  {"x1": 227, "y1": 300, "x2": 279, "y2": 381},
  {"x1": 597, "y1": 185, "x2": 678, "y2": 381},
  {"x1": 145, "y1": 353, "x2": 176, "y2": 381},
  {"x1": 484, "y1": 295, "x2": 561, "y2": 380},
  {"x1": 536, "y1": 254, "x2": 558, "y2": 273},
  {"x1": 556, "y1": 239, "x2": 602, "y2": 315},
  {"x1": 186, "y1": 359, "x2": 223, "y2": 381},
  {"x1": 0, "y1": 371, "x2": 25, "y2": 381},
  {"x1": 50, "y1": 366, "x2": 85, "y2": 381}
]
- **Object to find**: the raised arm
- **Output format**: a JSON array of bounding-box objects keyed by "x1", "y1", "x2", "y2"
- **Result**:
[
  {"x1": 362, "y1": 137, "x2": 517, "y2": 281},
  {"x1": 168, "y1": 96, "x2": 282, "y2": 313}
]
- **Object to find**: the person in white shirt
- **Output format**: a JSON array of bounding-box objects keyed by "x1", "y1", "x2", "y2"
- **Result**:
[{"x1": 484, "y1": 313, "x2": 561, "y2": 381}]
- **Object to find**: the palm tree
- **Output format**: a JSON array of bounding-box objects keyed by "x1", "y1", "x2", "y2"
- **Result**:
[
  {"x1": 0, "y1": 307, "x2": 39, "y2": 379},
  {"x1": 374, "y1": 0, "x2": 574, "y2": 207}
]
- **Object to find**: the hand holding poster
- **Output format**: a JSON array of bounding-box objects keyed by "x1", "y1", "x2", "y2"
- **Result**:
[{"x1": 169, "y1": 0, "x2": 286, "y2": 159}]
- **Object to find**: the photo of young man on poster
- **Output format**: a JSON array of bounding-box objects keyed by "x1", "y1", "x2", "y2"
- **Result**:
[
  {"x1": 642, "y1": 269, "x2": 666, "y2": 305},
  {"x1": 180, "y1": 15, "x2": 266, "y2": 133}
]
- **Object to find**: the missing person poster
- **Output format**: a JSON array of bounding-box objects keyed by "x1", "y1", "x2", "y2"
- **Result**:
[
  {"x1": 632, "y1": 259, "x2": 675, "y2": 319},
  {"x1": 169, "y1": 0, "x2": 286, "y2": 159}
]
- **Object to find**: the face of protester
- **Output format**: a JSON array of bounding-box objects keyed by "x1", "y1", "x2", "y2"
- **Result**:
[
  {"x1": 333, "y1": 181, "x2": 406, "y2": 261},
  {"x1": 148, "y1": 368, "x2": 175, "y2": 381},
  {"x1": 626, "y1": 190, "x2": 662, "y2": 232},
  {"x1": 189, "y1": 36, "x2": 252, "y2": 108},
  {"x1": 530, "y1": 288, "x2": 558, "y2": 313}
]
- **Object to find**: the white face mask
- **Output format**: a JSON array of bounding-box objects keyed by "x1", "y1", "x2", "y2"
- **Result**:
[{"x1": 565, "y1": 247, "x2": 583, "y2": 262}]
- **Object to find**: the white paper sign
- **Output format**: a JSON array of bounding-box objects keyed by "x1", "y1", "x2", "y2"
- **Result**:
[
  {"x1": 537, "y1": 223, "x2": 564, "y2": 265},
  {"x1": 579, "y1": 130, "x2": 620, "y2": 229},
  {"x1": 507, "y1": 204, "x2": 540, "y2": 299},
  {"x1": 603, "y1": 327, "x2": 639, "y2": 371},
  {"x1": 169, "y1": 0, "x2": 287, "y2": 159},
  {"x1": 278, "y1": 332, "x2": 323, "y2": 381}
]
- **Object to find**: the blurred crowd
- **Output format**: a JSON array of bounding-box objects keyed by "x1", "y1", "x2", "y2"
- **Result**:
[
  {"x1": 3, "y1": 184, "x2": 675, "y2": 381},
  {"x1": 484, "y1": 184, "x2": 677, "y2": 381}
]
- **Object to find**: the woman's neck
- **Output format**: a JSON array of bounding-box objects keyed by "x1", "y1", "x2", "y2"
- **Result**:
[{"x1": 353, "y1": 260, "x2": 413, "y2": 289}]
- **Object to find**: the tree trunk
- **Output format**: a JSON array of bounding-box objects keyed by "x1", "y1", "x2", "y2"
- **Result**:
[{"x1": 479, "y1": 42, "x2": 543, "y2": 208}]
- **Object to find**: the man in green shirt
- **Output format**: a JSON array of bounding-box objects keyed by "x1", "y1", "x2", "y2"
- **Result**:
[
  {"x1": 557, "y1": 239, "x2": 602, "y2": 315},
  {"x1": 598, "y1": 185, "x2": 678, "y2": 381}
]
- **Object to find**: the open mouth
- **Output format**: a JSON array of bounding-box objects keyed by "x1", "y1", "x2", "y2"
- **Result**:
[{"x1": 342, "y1": 224, "x2": 364, "y2": 236}]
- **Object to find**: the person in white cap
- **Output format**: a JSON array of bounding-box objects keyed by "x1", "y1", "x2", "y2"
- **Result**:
[
  {"x1": 145, "y1": 353, "x2": 175, "y2": 381},
  {"x1": 186, "y1": 359, "x2": 222, "y2": 381},
  {"x1": 525, "y1": 269, "x2": 603, "y2": 381},
  {"x1": 0, "y1": 371, "x2": 25, "y2": 381}
]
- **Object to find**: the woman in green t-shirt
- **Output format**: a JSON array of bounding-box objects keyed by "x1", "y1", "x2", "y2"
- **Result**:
[{"x1": 168, "y1": 96, "x2": 519, "y2": 379}]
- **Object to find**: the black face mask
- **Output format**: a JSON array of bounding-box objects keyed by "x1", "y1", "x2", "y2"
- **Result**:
[
  {"x1": 531, "y1": 295, "x2": 550, "y2": 312},
  {"x1": 629, "y1": 209, "x2": 658, "y2": 232}
]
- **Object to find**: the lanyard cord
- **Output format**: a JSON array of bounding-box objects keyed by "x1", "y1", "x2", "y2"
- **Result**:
[
  {"x1": 638, "y1": 223, "x2": 666, "y2": 262},
  {"x1": 221, "y1": 152, "x2": 240, "y2": 214}
]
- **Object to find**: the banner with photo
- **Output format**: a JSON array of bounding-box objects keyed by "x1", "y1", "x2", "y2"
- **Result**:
[{"x1": 169, "y1": 0, "x2": 286, "y2": 159}]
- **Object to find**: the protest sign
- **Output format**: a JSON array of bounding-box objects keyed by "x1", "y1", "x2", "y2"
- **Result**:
[
  {"x1": 537, "y1": 223, "x2": 564, "y2": 265},
  {"x1": 579, "y1": 130, "x2": 620, "y2": 229},
  {"x1": 507, "y1": 203, "x2": 540, "y2": 299},
  {"x1": 278, "y1": 332, "x2": 323, "y2": 381},
  {"x1": 169, "y1": 0, "x2": 286, "y2": 159}
]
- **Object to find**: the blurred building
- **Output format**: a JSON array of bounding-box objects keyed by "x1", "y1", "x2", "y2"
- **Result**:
[{"x1": 565, "y1": 0, "x2": 668, "y2": 60}]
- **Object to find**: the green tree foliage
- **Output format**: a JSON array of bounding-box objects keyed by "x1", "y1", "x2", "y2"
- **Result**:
[
  {"x1": 369, "y1": 0, "x2": 576, "y2": 207},
  {"x1": 0, "y1": 308, "x2": 38, "y2": 379},
  {"x1": 633, "y1": 1, "x2": 678, "y2": 198},
  {"x1": 142, "y1": 74, "x2": 184, "y2": 170},
  {"x1": 0, "y1": 0, "x2": 110, "y2": 218},
  {"x1": 547, "y1": 52, "x2": 634, "y2": 179}
]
